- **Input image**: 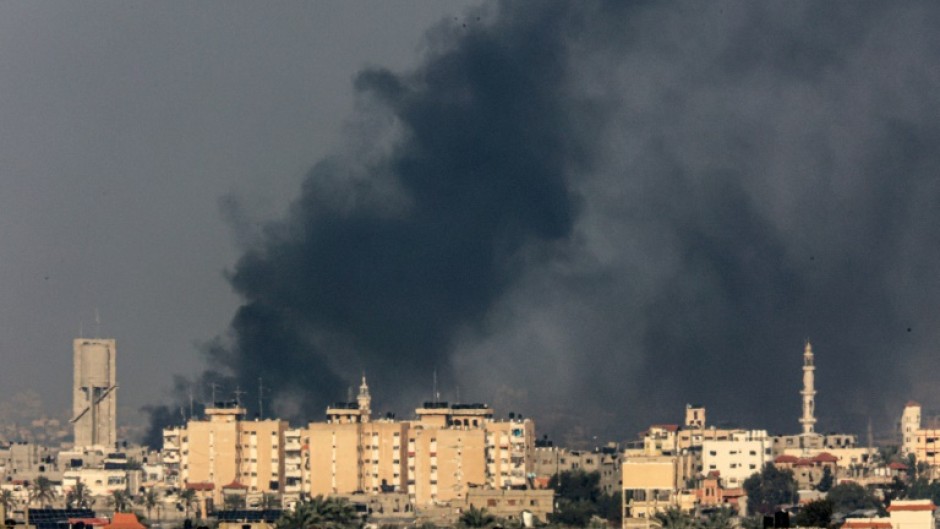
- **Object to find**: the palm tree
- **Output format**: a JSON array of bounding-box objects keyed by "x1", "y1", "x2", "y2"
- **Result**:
[
  {"x1": 260, "y1": 493, "x2": 279, "y2": 511},
  {"x1": 66, "y1": 482, "x2": 94, "y2": 509},
  {"x1": 654, "y1": 507, "x2": 696, "y2": 529},
  {"x1": 111, "y1": 490, "x2": 132, "y2": 513},
  {"x1": 224, "y1": 494, "x2": 246, "y2": 511},
  {"x1": 178, "y1": 488, "x2": 197, "y2": 519},
  {"x1": 700, "y1": 507, "x2": 736, "y2": 529},
  {"x1": 1, "y1": 490, "x2": 15, "y2": 516},
  {"x1": 276, "y1": 495, "x2": 361, "y2": 529},
  {"x1": 30, "y1": 477, "x2": 56, "y2": 508},
  {"x1": 140, "y1": 489, "x2": 160, "y2": 521},
  {"x1": 458, "y1": 505, "x2": 496, "y2": 528}
]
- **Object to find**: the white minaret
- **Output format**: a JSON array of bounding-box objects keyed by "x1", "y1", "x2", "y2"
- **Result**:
[
  {"x1": 800, "y1": 341, "x2": 817, "y2": 435},
  {"x1": 357, "y1": 375, "x2": 371, "y2": 423}
]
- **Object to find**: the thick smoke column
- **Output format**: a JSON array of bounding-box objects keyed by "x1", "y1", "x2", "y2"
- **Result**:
[
  {"x1": 147, "y1": 1, "x2": 940, "y2": 445},
  {"x1": 142, "y1": 2, "x2": 592, "y2": 443}
]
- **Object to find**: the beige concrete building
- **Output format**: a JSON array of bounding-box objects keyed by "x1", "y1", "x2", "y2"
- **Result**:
[
  {"x1": 165, "y1": 378, "x2": 536, "y2": 509},
  {"x1": 841, "y1": 500, "x2": 935, "y2": 529},
  {"x1": 303, "y1": 383, "x2": 535, "y2": 507},
  {"x1": 898, "y1": 402, "x2": 940, "y2": 470},
  {"x1": 162, "y1": 404, "x2": 288, "y2": 504},
  {"x1": 901, "y1": 402, "x2": 922, "y2": 458},
  {"x1": 72, "y1": 338, "x2": 117, "y2": 448},
  {"x1": 533, "y1": 443, "x2": 622, "y2": 494},
  {"x1": 407, "y1": 402, "x2": 534, "y2": 505},
  {"x1": 304, "y1": 377, "x2": 410, "y2": 497},
  {"x1": 622, "y1": 453, "x2": 693, "y2": 525}
]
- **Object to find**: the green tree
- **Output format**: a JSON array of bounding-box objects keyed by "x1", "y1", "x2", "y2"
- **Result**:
[
  {"x1": 549, "y1": 470, "x2": 601, "y2": 503},
  {"x1": 902, "y1": 478, "x2": 940, "y2": 505},
  {"x1": 654, "y1": 507, "x2": 696, "y2": 529},
  {"x1": 596, "y1": 491, "x2": 622, "y2": 524},
  {"x1": 879, "y1": 446, "x2": 900, "y2": 465},
  {"x1": 275, "y1": 496, "x2": 361, "y2": 529},
  {"x1": 140, "y1": 488, "x2": 160, "y2": 521},
  {"x1": 700, "y1": 507, "x2": 736, "y2": 529},
  {"x1": 260, "y1": 493, "x2": 280, "y2": 510},
  {"x1": 30, "y1": 477, "x2": 56, "y2": 508},
  {"x1": 795, "y1": 499, "x2": 832, "y2": 527},
  {"x1": 816, "y1": 467, "x2": 834, "y2": 492},
  {"x1": 66, "y1": 482, "x2": 94, "y2": 509},
  {"x1": 743, "y1": 464, "x2": 797, "y2": 515},
  {"x1": 884, "y1": 476, "x2": 908, "y2": 503},
  {"x1": 551, "y1": 499, "x2": 596, "y2": 527},
  {"x1": 459, "y1": 506, "x2": 496, "y2": 528},
  {"x1": 548, "y1": 470, "x2": 623, "y2": 525},
  {"x1": 111, "y1": 490, "x2": 132, "y2": 513},
  {"x1": 178, "y1": 488, "x2": 197, "y2": 519},
  {"x1": 1, "y1": 489, "x2": 16, "y2": 516},
  {"x1": 224, "y1": 494, "x2": 246, "y2": 511},
  {"x1": 826, "y1": 483, "x2": 880, "y2": 513}
]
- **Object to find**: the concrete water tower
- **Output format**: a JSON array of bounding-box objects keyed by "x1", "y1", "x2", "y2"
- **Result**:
[{"x1": 71, "y1": 338, "x2": 117, "y2": 448}]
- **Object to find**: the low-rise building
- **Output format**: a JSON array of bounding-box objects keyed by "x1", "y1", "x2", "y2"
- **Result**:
[{"x1": 701, "y1": 430, "x2": 770, "y2": 488}]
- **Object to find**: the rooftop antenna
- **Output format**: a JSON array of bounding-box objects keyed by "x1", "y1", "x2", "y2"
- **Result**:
[
  {"x1": 433, "y1": 370, "x2": 440, "y2": 403},
  {"x1": 233, "y1": 385, "x2": 246, "y2": 408},
  {"x1": 94, "y1": 308, "x2": 101, "y2": 338},
  {"x1": 209, "y1": 382, "x2": 219, "y2": 406},
  {"x1": 258, "y1": 377, "x2": 265, "y2": 419}
]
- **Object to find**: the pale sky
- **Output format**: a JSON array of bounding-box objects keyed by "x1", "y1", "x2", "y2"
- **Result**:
[{"x1": 0, "y1": 1, "x2": 481, "y2": 427}]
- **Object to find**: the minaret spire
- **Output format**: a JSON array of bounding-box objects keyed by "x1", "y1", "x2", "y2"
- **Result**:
[
  {"x1": 800, "y1": 340, "x2": 817, "y2": 436},
  {"x1": 357, "y1": 374, "x2": 371, "y2": 422}
]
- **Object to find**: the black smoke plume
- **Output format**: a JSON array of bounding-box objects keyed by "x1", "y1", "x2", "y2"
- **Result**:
[{"x1": 148, "y1": 1, "x2": 940, "y2": 445}]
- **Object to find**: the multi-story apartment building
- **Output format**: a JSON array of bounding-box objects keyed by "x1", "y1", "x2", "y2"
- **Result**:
[
  {"x1": 164, "y1": 379, "x2": 535, "y2": 508},
  {"x1": 898, "y1": 401, "x2": 940, "y2": 471},
  {"x1": 406, "y1": 402, "x2": 534, "y2": 506},
  {"x1": 161, "y1": 403, "x2": 288, "y2": 503},
  {"x1": 304, "y1": 380, "x2": 410, "y2": 497}
]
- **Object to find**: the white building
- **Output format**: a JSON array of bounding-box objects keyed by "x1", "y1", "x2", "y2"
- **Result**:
[{"x1": 701, "y1": 430, "x2": 770, "y2": 487}]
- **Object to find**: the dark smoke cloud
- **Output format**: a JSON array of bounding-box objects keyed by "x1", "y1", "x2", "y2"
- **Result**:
[{"x1": 150, "y1": 1, "x2": 940, "y2": 445}]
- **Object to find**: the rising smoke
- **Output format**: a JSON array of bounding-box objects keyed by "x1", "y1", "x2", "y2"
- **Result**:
[{"x1": 147, "y1": 1, "x2": 940, "y2": 447}]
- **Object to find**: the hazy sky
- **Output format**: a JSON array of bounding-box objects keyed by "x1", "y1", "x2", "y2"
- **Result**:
[
  {"x1": 0, "y1": 1, "x2": 480, "y2": 428},
  {"x1": 4, "y1": 1, "x2": 940, "y2": 446}
]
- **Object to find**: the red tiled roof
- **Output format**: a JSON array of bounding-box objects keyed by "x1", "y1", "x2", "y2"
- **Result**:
[
  {"x1": 887, "y1": 502, "x2": 936, "y2": 512},
  {"x1": 775, "y1": 455, "x2": 798, "y2": 464},
  {"x1": 105, "y1": 513, "x2": 147, "y2": 529},
  {"x1": 651, "y1": 424, "x2": 680, "y2": 432},
  {"x1": 888, "y1": 462, "x2": 909, "y2": 470},
  {"x1": 814, "y1": 452, "x2": 839, "y2": 463},
  {"x1": 907, "y1": 401, "x2": 921, "y2": 407},
  {"x1": 185, "y1": 482, "x2": 215, "y2": 491},
  {"x1": 223, "y1": 480, "x2": 247, "y2": 489}
]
